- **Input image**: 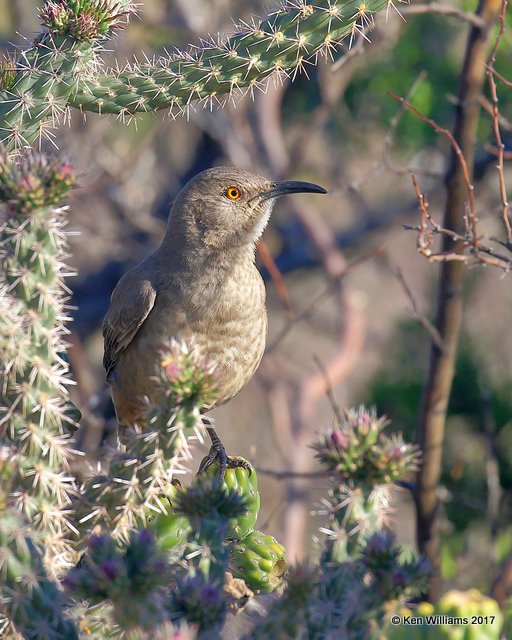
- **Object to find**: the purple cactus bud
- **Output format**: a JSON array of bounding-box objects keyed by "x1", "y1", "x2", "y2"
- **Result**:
[
  {"x1": 88, "y1": 534, "x2": 108, "y2": 550},
  {"x1": 392, "y1": 568, "x2": 407, "y2": 589},
  {"x1": 200, "y1": 583, "x2": 222, "y2": 607},
  {"x1": 100, "y1": 560, "x2": 118, "y2": 581},
  {"x1": 330, "y1": 430, "x2": 350, "y2": 451},
  {"x1": 20, "y1": 174, "x2": 40, "y2": 192},
  {"x1": 354, "y1": 410, "x2": 371, "y2": 434},
  {"x1": 366, "y1": 532, "x2": 393, "y2": 556},
  {"x1": 163, "y1": 360, "x2": 181, "y2": 381},
  {"x1": 61, "y1": 572, "x2": 80, "y2": 591},
  {"x1": 138, "y1": 528, "x2": 153, "y2": 546},
  {"x1": 56, "y1": 161, "x2": 75, "y2": 183}
]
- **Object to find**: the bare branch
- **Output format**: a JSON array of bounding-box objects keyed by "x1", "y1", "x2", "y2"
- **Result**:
[
  {"x1": 401, "y1": 4, "x2": 487, "y2": 28},
  {"x1": 388, "y1": 261, "x2": 446, "y2": 351},
  {"x1": 389, "y1": 91, "x2": 479, "y2": 257},
  {"x1": 486, "y1": 0, "x2": 511, "y2": 241},
  {"x1": 257, "y1": 239, "x2": 294, "y2": 319},
  {"x1": 255, "y1": 466, "x2": 328, "y2": 480},
  {"x1": 312, "y1": 355, "x2": 344, "y2": 424}
]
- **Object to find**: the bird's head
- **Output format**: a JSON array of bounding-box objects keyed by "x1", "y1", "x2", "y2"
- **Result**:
[{"x1": 168, "y1": 166, "x2": 327, "y2": 250}]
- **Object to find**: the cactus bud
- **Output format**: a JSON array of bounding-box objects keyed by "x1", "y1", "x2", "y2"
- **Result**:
[
  {"x1": 40, "y1": 0, "x2": 134, "y2": 42},
  {"x1": 312, "y1": 406, "x2": 420, "y2": 483},
  {"x1": 156, "y1": 341, "x2": 220, "y2": 413},
  {"x1": 170, "y1": 573, "x2": 226, "y2": 630},
  {"x1": 173, "y1": 475, "x2": 247, "y2": 525},
  {"x1": 0, "y1": 150, "x2": 75, "y2": 214}
]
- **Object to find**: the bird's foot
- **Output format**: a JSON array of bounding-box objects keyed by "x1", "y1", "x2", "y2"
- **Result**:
[{"x1": 197, "y1": 447, "x2": 252, "y2": 478}]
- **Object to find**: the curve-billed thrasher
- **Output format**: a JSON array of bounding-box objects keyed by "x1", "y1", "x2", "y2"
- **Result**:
[{"x1": 103, "y1": 166, "x2": 326, "y2": 474}]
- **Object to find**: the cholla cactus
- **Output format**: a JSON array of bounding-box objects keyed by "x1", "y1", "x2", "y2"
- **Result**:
[
  {"x1": 0, "y1": 0, "x2": 397, "y2": 149},
  {"x1": 242, "y1": 407, "x2": 428, "y2": 640},
  {"x1": 313, "y1": 406, "x2": 421, "y2": 561},
  {"x1": 64, "y1": 530, "x2": 170, "y2": 631},
  {"x1": 0, "y1": 149, "x2": 79, "y2": 571},
  {"x1": 75, "y1": 341, "x2": 219, "y2": 542},
  {"x1": 0, "y1": 508, "x2": 79, "y2": 640},
  {"x1": 0, "y1": 449, "x2": 78, "y2": 640}
]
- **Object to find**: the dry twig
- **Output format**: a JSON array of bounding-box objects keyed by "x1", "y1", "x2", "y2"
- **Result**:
[{"x1": 486, "y1": 0, "x2": 511, "y2": 242}]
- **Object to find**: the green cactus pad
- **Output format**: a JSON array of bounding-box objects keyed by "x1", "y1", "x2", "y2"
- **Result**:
[
  {"x1": 202, "y1": 457, "x2": 261, "y2": 541},
  {"x1": 148, "y1": 486, "x2": 191, "y2": 553},
  {"x1": 230, "y1": 530, "x2": 287, "y2": 594}
]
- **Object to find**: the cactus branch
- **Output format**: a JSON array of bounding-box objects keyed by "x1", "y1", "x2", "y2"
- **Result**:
[
  {"x1": 0, "y1": 37, "x2": 95, "y2": 150},
  {"x1": 0, "y1": 149, "x2": 79, "y2": 573},
  {"x1": 0, "y1": 0, "x2": 395, "y2": 148},
  {"x1": 69, "y1": 0, "x2": 391, "y2": 115}
]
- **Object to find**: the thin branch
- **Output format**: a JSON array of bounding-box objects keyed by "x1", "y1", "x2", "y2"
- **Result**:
[
  {"x1": 489, "y1": 65, "x2": 512, "y2": 88},
  {"x1": 383, "y1": 71, "x2": 428, "y2": 168},
  {"x1": 400, "y1": 4, "x2": 487, "y2": 28},
  {"x1": 257, "y1": 239, "x2": 294, "y2": 319},
  {"x1": 255, "y1": 466, "x2": 328, "y2": 479},
  {"x1": 312, "y1": 355, "x2": 344, "y2": 424},
  {"x1": 389, "y1": 261, "x2": 445, "y2": 351},
  {"x1": 479, "y1": 95, "x2": 512, "y2": 132},
  {"x1": 389, "y1": 91, "x2": 479, "y2": 257},
  {"x1": 486, "y1": 0, "x2": 511, "y2": 241}
]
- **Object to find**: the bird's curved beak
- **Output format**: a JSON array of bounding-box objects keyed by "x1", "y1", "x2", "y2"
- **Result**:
[{"x1": 259, "y1": 180, "x2": 327, "y2": 202}]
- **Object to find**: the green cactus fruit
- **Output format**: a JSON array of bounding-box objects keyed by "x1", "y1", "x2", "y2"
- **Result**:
[
  {"x1": 202, "y1": 458, "x2": 260, "y2": 541},
  {"x1": 151, "y1": 508, "x2": 191, "y2": 553},
  {"x1": 148, "y1": 486, "x2": 191, "y2": 553},
  {"x1": 230, "y1": 530, "x2": 287, "y2": 594},
  {"x1": 437, "y1": 590, "x2": 503, "y2": 640}
]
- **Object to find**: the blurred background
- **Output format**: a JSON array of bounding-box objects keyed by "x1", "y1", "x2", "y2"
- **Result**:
[{"x1": 2, "y1": 0, "x2": 512, "y2": 598}]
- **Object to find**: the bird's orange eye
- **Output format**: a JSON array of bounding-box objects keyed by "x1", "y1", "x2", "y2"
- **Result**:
[{"x1": 226, "y1": 186, "x2": 241, "y2": 200}]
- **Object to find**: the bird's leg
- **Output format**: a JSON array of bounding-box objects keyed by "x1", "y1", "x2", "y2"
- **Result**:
[
  {"x1": 197, "y1": 418, "x2": 251, "y2": 478},
  {"x1": 198, "y1": 424, "x2": 228, "y2": 476}
]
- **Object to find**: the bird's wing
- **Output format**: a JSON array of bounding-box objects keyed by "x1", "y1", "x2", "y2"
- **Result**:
[{"x1": 102, "y1": 269, "x2": 157, "y2": 379}]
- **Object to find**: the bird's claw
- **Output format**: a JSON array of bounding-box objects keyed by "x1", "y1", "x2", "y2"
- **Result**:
[
  {"x1": 225, "y1": 456, "x2": 252, "y2": 476},
  {"x1": 197, "y1": 449, "x2": 252, "y2": 478},
  {"x1": 197, "y1": 444, "x2": 228, "y2": 477}
]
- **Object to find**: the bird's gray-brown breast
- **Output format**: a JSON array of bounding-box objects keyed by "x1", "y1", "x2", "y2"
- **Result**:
[{"x1": 112, "y1": 253, "x2": 268, "y2": 415}]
